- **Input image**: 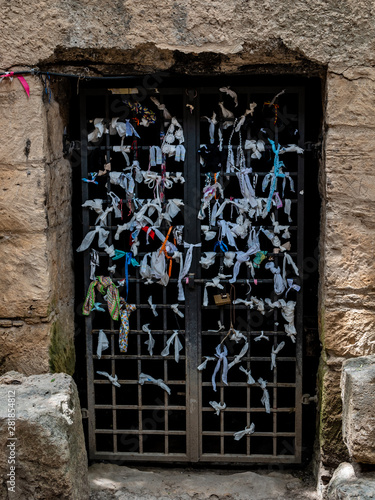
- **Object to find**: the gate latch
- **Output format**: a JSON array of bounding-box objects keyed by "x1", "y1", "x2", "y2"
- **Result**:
[
  {"x1": 188, "y1": 273, "x2": 195, "y2": 289},
  {"x1": 81, "y1": 408, "x2": 89, "y2": 419},
  {"x1": 301, "y1": 393, "x2": 318, "y2": 405}
]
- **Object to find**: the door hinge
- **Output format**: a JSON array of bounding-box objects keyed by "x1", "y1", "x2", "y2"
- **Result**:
[
  {"x1": 301, "y1": 393, "x2": 318, "y2": 405},
  {"x1": 81, "y1": 408, "x2": 89, "y2": 419}
]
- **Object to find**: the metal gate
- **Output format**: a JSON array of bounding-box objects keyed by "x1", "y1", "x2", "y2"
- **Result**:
[{"x1": 79, "y1": 83, "x2": 304, "y2": 463}]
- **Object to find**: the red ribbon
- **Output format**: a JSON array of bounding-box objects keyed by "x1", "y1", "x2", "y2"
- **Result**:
[{"x1": 0, "y1": 72, "x2": 30, "y2": 97}]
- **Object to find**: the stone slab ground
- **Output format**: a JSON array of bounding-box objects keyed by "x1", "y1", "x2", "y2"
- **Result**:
[{"x1": 89, "y1": 464, "x2": 319, "y2": 500}]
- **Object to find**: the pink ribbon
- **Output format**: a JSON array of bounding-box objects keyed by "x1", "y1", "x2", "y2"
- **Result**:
[{"x1": 0, "y1": 72, "x2": 30, "y2": 97}]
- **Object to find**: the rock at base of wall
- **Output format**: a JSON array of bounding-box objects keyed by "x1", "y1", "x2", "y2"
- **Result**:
[
  {"x1": 0, "y1": 371, "x2": 89, "y2": 500},
  {"x1": 326, "y1": 463, "x2": 375, "y2": 499},
  {"x1": 341, "y1": 355, "x2": 375, "y2": 463}
]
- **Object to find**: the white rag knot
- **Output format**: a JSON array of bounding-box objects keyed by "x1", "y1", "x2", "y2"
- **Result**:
[
  {"x1": 77, "y1": 226, "x2": 109, "y2": 252},
  {"x1": 258, "y1": 378, "x2": 271, "y2": 413},
  {"x1": 148, "y1": 296, "x2": 158, "y2": 317},
  {"x1": 97, "y1": 371, "x2": 121, "y2": 388},
  {"x1": 200, "y1": 252, "x2": 217, "y2": 269},
  {"x1": 209, "y1": 401, "x2": 226, "y2": 416},
  {"x1": 212, "y1": 344, "x2": 228, "y2": 392},
  {"x1": 178, "y1": 242, "x2": 202, "y2": 301},
  {"x1": 239, "y1": 366, "x2": 256, "y2": 384},
  {"x1": 283, "y1": 252, "x2": 299, "y2": 284},
  {"x1": 254, "y1": 331, "x2": 269, "y2": 342},
  {"x1": 161, "y1": 330, "x2": 183, "y2": 363},
  {"x1": 171, "y1": 304, "x2": 184, "y2": 318},
  {"x1": 228, "y1": 342, "x2": 249, "y2": 371},
  {"x1": 271, "y1": 341, "x2": 285, "y2": 370},
  {"x1": 265, "y1": 261, "x2": 286, "y2": 295},
  {"x1": 142, "y1": 323, "x2": 155, "y2": 356},
  {"x1": 233, "y1": 423, "x2": 255, "y2": 441},
  {"x1": 197, "y1": 356, "x2": 216, "y2": 371},
  {"x1": 139, "y1": 373, "x2": 171, "y2": 395}
]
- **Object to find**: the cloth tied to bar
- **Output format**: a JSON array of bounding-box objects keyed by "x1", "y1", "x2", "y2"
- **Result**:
[
  {"x1": 197, "y1": 356, "x2": 216, "y2": 371},
  {"x1": 139, "y1": 373, "x2": 171, "y2": 395},
  {"x1": 212, "y1": 344, "x2": 228, "y2": 392},
  {"x1": 76, "y1": 225, "x2": 109, "y2": 252},
  {"x1": 83, "y1": 276, "x2": 121, "y2": 320},
  {"x1": 148, "y1": 295, "x2": 158, "y2": 316},
  {"x1": 270, "y1": 341, "x2": 285, "y2": 370},
  {"x1": 209, "y1": 401, "x2": 226, "y2": 416},
  {"x1": 233, "y1": 422, "x2": 255, "y2": 441},
  {"x1": 239, "y1": 366, "x2": 255, "y2": 384},
  {"x1": 142, "y1": 323, "x2": 155, "y2": 356},
  {"x1": 265, "y1": 261, "x2": 286, "y2": 295},
  {"x1": 161, "y1": 330, "x2": 183, "y2": 363},
  {"x1": 96, "y1": 330, "x2": 109, "y2": 359},
  {"x1": 228, "y1": 342, "x2": 249, "y2": 371},
  {"x1": 97, "y1": 371, "x2": 121, "y2": 388},
  {"x1": 258, "y1": 378, "x2": 271, "y2": 413},
  {"x1": 178, "y1": 242, "x2": 202, "y2": 301},
  {"x1": 119, "y1": 302, "x2": 136, "y2": 352}
]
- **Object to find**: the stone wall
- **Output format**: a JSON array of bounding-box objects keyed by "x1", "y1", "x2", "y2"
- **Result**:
[
  {"x1": 0, "y1": 78, "x2": 75, "y2": 376},
  {"x1": 1, "y1": 0, "x2": 375, "y2": 476}
]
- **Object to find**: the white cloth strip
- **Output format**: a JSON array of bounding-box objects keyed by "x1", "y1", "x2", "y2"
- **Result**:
[
  {"x1": 161, "y1": 330, "x2": 183, "y2": 363},
  {"x1": 254, "y1": 331, "x2": 269, "y2": 342},
  {"x1": 197, "y1": 356, "x2": 216, "y2": 371},
  {"x1": 282, "y1": 252, "x2": 299, "y2": 284},
  {"x1": 208, "y1": 321, "x2": 225, "y2": 333},
  {"x1": 82, "y1": 198, "x2": 103, "y2": 214},
  {"x1": 258, "y1": 378, "x2": 271, "y2": 413},
  {"x1": 239, "y1": 366, "x2": 256, "y2": 385},
  {"x1": 76, "y1": 226, "x2": 109, "y2": 252},
  {"x1": 148, "y1": 296, "x2": 158, "y2": 316},
  {"x1": 212, "y1": 344, "x2": 228, "y2": 392},
  {"x1": 209, "y1": 401, "x2": 227, "y2": 416},
  {"x1": 265, "y1": 261, "x2": 286, "y2": 295},
  {"x1": 233, "y1": 422, "x2": 255, "y2": 441},
  {"x1": 200, "y1": 252, "x2": 216, "y2": 269},
  {"x1": 178, "y1": 242, "x2": 201, "y2": 301},
  {"x1": 228, "y1": 342, "x2": 249, "y2": 371},
  {"x1": 279, "y1": 144, "x2": 304, "y2": 154},
  {"x1": 90, "y1": 249, "x2": 100, "y2": 281},
  {"x1": 284, "y1": 199, "x2": 292, "y2": 222},
  {"x1": 142, "y1": 323, "x2": 155, "y2": 356},
  {"x1": 139, "y1": 373, "x2": 171, "y2": 395},
  {"x1": 285, "y1": 279, "x2": 301, "y2": 297},
  {"x1": 171, "y1": 304, "x2": 184, "y2": 318},
  {"x1": 96, "y1": 330, "x2": 109, "y2": 359},
  {"x1": 96, "y1": 371, "x2": 121, "y2": 388},
  {"x1": 230, "y1": 331, "x2": 247, "y2": 343},
  {"x1": 219, "y1": 86, "x2": 238, "y2": 106},
  {"x1": 271, "y1": 341, "x2": 286, "y2": 370}
]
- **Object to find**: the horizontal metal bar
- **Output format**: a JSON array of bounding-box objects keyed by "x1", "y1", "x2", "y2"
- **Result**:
[
  {"x1": 201, "y1": 431, "x2": 295, "y2": 437},
  {"x1": 94, "y1": 379, "x2": 185, "y2": 385},
  {"x1": 95, "y1": 405, "x2": 186, "y2": 410},
  {"x1": 90, "y1": 452, "x2": 189, "y2": 462},
  {"x1": 201, "y1": 382, "x2": 296, "y2": 388},
  {"x1": 95, "y1": 429, "x2": 186, "y2": 435},
  {"x1": 201, "y1": 407, "x2": 295, "y2": 413}
]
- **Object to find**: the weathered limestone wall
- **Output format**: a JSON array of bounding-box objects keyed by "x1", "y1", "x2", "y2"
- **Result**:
[
  {"x1": 1, "y1": 0, "x2": 375, "y2": 475},
  {"x1": 0, "y1": 78, "x2": 75, "y2": 376}
]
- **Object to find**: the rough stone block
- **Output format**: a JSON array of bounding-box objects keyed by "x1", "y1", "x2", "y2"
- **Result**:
[
  {"x1": 0, "y1": 371, "x2": 89, "y2": 499},
  {"x1": 0, "y1": 78, "x2": 47, "y2": 164},
  {"x1": 326, "y1": 69, "x2": 375, "y2": 128},
  {"x1": 0, "y1": 164, "x2": 47, "y2": 233},
  {"x1": 318, "y1": 359, "x2": 349, "y2": 467},
  {"x1": 323, "y1": 308, "x2": 375, "y2": 357},
  {"x1": 0, "y1": 232, "x2": 51, "y2": 318},
  {"x1": 0, "y1": 323, "x2": 50, "y2": 375},
  {"x1": 326, "y1": 463, "x2": 375, "y2": 499},
  {"x1": 341, "y1": 355, "x2": 375, "y2": 463}
]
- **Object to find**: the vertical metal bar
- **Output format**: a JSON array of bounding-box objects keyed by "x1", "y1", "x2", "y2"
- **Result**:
[
  {"x1": 295, "y1": 88, "x2": 305, "y2": 462},
  {"x1": 81, "y1": 90, "x2": 97, "y2": 459},
  {"x1": 184, "y1": 88, "x2": 201, "y2": 462},
  {"x1": 163, "y1": 287, "x2": 168, "y2": 455}
]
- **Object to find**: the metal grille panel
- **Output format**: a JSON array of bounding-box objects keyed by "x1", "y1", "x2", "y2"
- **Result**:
[{"x1": 79, "y1": 84, "x2": 304, "y2": 463}]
